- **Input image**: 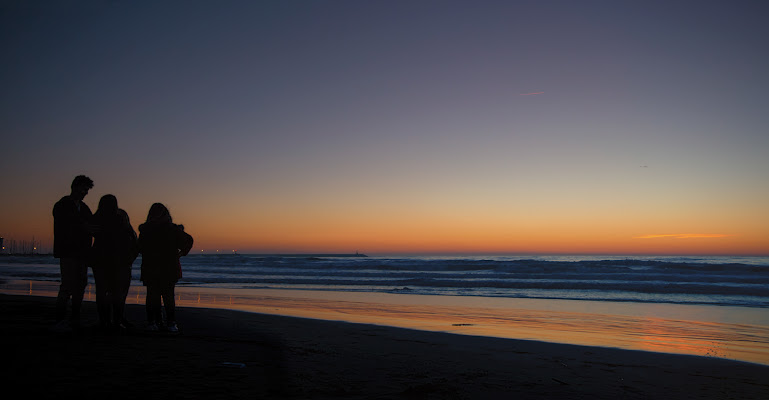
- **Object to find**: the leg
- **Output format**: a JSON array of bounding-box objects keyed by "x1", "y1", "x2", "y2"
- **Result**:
[
  {"x1": 55, "y1": 259, "x2": 73, "y2": 322},
  {"x1": 71, "y1": 261, "x2": 88, "y2": 323},
  {"x1": 92, "y1": 265, "x2": 110, "y2": 327},
  {"x1": 145, "y1": 285, "x2": 161, "y2": 325},
  {"x1": 161, "y1": 284, "x2": 176, "y2": 323},
  {"x1": 114, "y1": 265, "x2": 131, "y2": 325},
  {"x1": 107, "y1": 267, "x2": 122, "y2": 325},
  {"x1": 56, "y1": 258, "x2": 88, "y2": 323}
]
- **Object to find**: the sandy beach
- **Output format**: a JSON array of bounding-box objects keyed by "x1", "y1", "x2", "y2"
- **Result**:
[{"x1": 4, "y1": 293, "x2": 768, "y2": 399}]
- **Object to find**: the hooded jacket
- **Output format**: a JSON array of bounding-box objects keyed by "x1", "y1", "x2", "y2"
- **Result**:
[
  {"x1": 138, "y1": 221, "x2": 193, "y2": 286},
  {"x1": 92, "y1": 209, "x2": 138, "y2": 267}
]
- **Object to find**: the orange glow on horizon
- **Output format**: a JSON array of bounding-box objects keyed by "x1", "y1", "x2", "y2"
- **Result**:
[
  {"x1": 8, "y1": 221, "x2": 767, "y2": 256},
  {"x1": 176, "y1": 228, "x2": 765, "y2": 256},
  {"x1": 3, "y1": 193, "x2": 767, "y2": 256}
]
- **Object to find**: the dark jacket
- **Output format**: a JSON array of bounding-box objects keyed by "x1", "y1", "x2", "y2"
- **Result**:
[
  {"x1": 92, "y1": 209, "x2": 138, "y2": 268},
  {"x1": 138, "y1": 221, "x2": 193, "y2": 286},
  {"x1": 53, "y1": 196, "x2": 93, "y2": 259}
]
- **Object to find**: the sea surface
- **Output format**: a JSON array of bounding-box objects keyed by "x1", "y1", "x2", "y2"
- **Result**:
[{"x1": 2, "y1": 253, "x2": 768, "y2": 308}]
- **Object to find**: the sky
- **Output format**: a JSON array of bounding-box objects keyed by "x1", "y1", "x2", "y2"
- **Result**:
[{"x1": 1, "y1": 0, "x2": 768, "y2": 255}]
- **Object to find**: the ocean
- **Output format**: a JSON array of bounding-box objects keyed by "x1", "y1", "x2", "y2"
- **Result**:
[{"x1": 2, "y1": 253, "x2": 768, "y2": 308}]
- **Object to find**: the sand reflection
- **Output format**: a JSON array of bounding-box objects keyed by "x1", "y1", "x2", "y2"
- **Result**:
[{"x1": 6, "y1": 280, "x2": 769, "y2": 365}]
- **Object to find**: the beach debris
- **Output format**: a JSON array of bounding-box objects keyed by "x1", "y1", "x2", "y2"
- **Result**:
[{"x1": 221, "y1": 362, "x2": 246, "y2": 368}]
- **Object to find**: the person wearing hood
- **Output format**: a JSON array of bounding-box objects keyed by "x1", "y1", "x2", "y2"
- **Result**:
[
  {"x1": 92, "y1": 194, "x2": 138, "y2": 332},
  {"x1": 138, "y1": 203, "x2": 193, "y2": 333}
]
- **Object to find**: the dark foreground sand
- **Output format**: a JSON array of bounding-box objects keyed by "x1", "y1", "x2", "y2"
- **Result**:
[{"x1": 4, "y1": 294, "x2": 768, "y2": 400}]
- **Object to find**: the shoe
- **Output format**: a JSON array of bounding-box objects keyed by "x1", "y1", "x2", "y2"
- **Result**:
[
  {"x1": 167, "y1": 322, "x2": 179, "y2": 333},
  {"x1": 146, "y1": 322, "x2": 159, "y2": 332},
  {"x1": 51, "y1": 320, "x2": 72, "y2": 333}
]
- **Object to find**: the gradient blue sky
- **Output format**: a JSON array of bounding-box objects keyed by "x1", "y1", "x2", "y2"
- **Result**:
[{"x1": 2, "y1": 1, "x2": 768, "y2": 254}]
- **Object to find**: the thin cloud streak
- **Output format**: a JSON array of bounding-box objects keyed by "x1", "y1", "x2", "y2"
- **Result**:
[{"x1": 634, "y1": 234, "x2": 732, "y2": 239}]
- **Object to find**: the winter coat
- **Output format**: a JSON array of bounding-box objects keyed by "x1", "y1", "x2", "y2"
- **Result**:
[
  {"x1": 92, "y1": 210, "x2": 138, "y2": 268},
  {"x1": 53, "y1": 196, "x2": 93, "y2": 259},
  {"x1": 138, "y1": 221, "x2": 193, "y2": 286}
]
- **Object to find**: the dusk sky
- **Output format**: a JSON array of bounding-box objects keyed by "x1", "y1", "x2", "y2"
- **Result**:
[{"x1": 2, "y1": 1, "x2": 768, "y2": 255}]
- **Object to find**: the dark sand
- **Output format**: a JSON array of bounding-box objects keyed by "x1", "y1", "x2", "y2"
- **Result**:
[{"x1": 4, "y1": 294, "x2": 768, "y2": 399}]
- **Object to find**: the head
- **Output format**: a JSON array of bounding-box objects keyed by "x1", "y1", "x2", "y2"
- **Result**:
[
  {"x1": 146, "y1": 203, "x2": 172, "y2": 224},
  {"x1": 70, "y1": 175, "x2": 94, "y2": 201},
  {"x1": 96, "y1": 194, "x2": 119, "y2": 216}
]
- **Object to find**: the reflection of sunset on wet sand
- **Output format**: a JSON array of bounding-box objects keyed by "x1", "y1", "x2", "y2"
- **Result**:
[{"x1": 10, "y1": 280, "x2": 769, "y2": 366}]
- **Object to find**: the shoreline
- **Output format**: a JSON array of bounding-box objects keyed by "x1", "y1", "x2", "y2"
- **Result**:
[
  {"x1": 4, "y1": 293, "x2": 769, "y2": 399},
  {"x1": 3, "y1": 279, "x2": 769, "y2": 366}
]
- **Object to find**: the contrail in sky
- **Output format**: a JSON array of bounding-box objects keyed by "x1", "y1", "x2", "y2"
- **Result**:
[
  {"x1": 634, "y1": 234, "x2": 731, "y2": 239},
  {"x1": 520, "y1": 92, "x2": 544, "y2": 95}
]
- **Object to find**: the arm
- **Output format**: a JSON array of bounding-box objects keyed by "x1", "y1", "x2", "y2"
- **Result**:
[{"x1": 176, "y1": 226, "x2": 194, "y2": 257}]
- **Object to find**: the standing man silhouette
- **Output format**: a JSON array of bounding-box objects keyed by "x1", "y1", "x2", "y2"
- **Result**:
[{"x1": 53, "y1": 175, "x2": 94, "y2": 330}]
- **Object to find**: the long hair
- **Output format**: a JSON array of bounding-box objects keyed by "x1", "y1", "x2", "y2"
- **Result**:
[
  {"x1": 95, "y1": 194, "x2": 119, "y2": 219},
  {"x1": 146, "y1": 203, "x2": 172, "y2": 224},
  {"x1": 118, "y1": 208, "x2": 132, "y2": 226}
]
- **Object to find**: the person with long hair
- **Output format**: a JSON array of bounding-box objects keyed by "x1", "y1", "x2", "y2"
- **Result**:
[
  {"x1": 92, "y1": 194, "x2": 138, "y2": 332},
  {"x1": 138, "y1": 203, "x2": 193, "y2": 333}
]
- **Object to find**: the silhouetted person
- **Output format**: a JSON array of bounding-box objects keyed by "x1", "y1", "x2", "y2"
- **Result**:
[
  {"x1": 92, "y1": 194, "x2": 138, "y2": 332},
  {"x1": 138, "y1": 203, "x2": 193, "y2": 333},
  {"x1": 53, "y1": 175, "x2": 94, "y2": 330}
]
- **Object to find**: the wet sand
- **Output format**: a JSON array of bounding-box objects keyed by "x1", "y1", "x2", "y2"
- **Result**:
[
  {"x1": 4, "y1": 293, "x2": 768, "y2": 399},
  {"x1": 12, "y1": 280, "x2": 769, "y2": 365}
]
